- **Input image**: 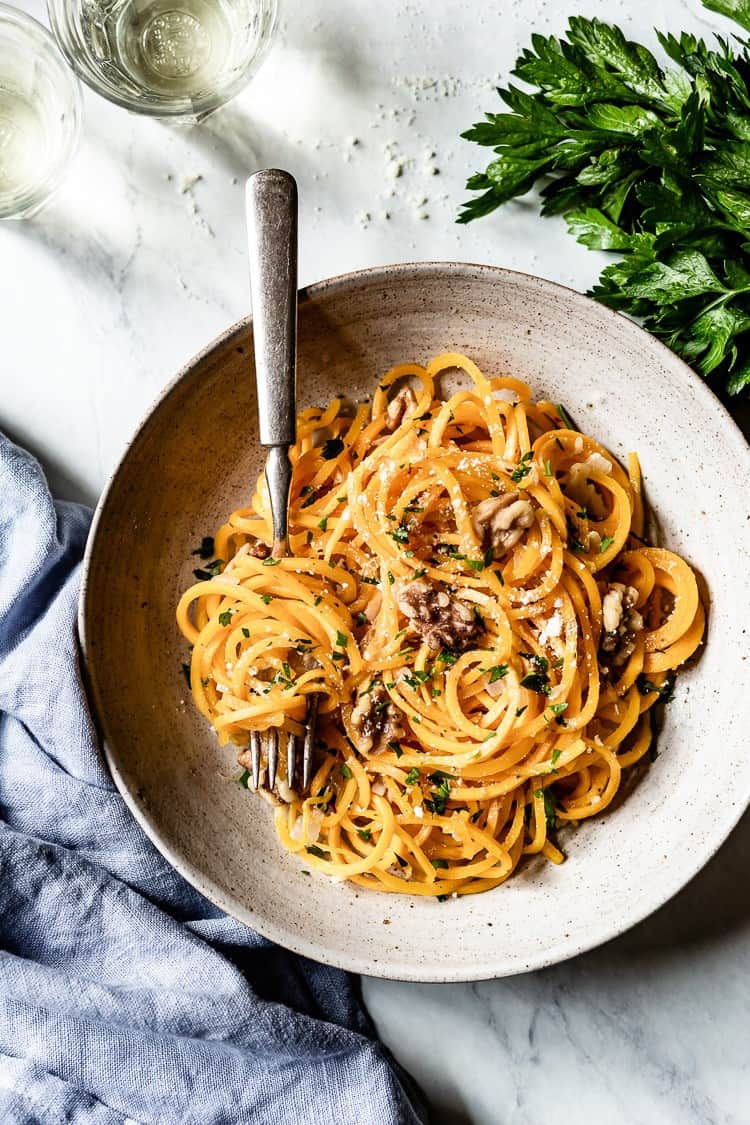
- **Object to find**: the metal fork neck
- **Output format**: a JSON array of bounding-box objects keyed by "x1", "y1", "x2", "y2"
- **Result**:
[{"x1": 265, "y1": 443, "x2": 293, "y2": 557}]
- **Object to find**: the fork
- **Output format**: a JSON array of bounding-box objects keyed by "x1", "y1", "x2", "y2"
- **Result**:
[{"x1": 245, "y1": 168, "x2": 317, "y2": 796}]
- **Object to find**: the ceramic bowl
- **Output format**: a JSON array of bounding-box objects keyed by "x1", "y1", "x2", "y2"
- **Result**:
[{"x1": 80, "y1": 263, "x2": 750, "y2": 982}]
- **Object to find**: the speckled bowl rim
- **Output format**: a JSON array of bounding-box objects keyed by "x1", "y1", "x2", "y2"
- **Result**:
[{"x1": 79, "y1": 261, "x2": 750, "y2": 982}]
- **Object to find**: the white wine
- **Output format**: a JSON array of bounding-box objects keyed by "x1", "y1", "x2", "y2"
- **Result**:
[
  {"x1": 49, "y1": 0, "x2": 276, "y2": 120},
  {"x1": 0, "y1": 89, "x2": 50, "y2": 197},
  {"x1": 84, "y1": 0, "x2": 240, "y2": 103},
  {"x1": 0, "y1": 5, "x2": 80, "y2": 218}
]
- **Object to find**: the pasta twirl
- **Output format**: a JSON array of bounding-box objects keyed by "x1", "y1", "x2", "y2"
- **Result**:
[{"x1": 176, "y1": 353, "x2": 704, "y2": 897}]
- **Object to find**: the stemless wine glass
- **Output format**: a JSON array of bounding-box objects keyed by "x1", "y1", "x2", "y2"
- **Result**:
[
  {"x1": 47, "y1": 0, "x2": 276, "y2": 120},
  {"x1": 0, "y1": 3, "x2": 82, "y2": 219}
]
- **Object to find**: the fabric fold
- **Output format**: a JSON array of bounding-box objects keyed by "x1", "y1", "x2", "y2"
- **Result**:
[{"x1": 0, "y1": 433, "x2": 428, "y2": 1125}]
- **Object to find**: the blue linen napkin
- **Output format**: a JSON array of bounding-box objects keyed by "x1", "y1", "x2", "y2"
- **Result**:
[{"x1": 0, "y1": 433, "x2": 428, "y2": 1125}]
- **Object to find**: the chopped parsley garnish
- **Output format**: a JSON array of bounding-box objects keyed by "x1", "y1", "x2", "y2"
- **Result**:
[
  {"x1": 191, "y1": 536, "x2": 215, "y2": 559},
  {"x1": 600, "y1": 535, "x2": 615, "y2": 553},
  {"x1": 534, "y1": 787, "x2": 558, "y2": 830},
  {"x1": 387, "y1": 741, "x2": 403, "y2": 758},
  {"x1": 317, "y1": 516, "x2": 328, "y2": 531},
  {"x1": 520, "y1": 672, "x2": 551, "y2": 695},
  {"x1": 262, "y1": 557, "x2": 280, "y2": 566},
  {"x1": 314, "y1": 595, "x2": 323, "y2": 606},
  {"x1": 474, "y1": 606, "x2": 486, "y2": 630},
  {"x1": 357, "y1": 827, "x2": 372, "y2": 841},
  {"x1": 413, "y1": 567, "x2": 427, "y2": 579},
  {"x1": 510, "y1": 450, "x2": 534, "y2": 482},
  {"x1": 565, "y1": 516, "x2": 587, "y2": 553},
  {"x1": 437, "y1": 651, "x2": 457, "y2": 666},
  {"x1": 336, "y1": 630, "x2": 348, "y2": 648},
  {"x1": 242, "y1": 627, "x2": 251, "y2": 637},
  {"x1": 387, "y1": 571, "x2": 395, "y2": 585},
  {"x1": 239, "y1": 769, "x2": 250, "y2": 789},
  {"x1": 360, "y1": 575, "x2": 379, "y2": 585},
  {"x1": 431, "y1": 858, "x2": 449, "y2": 869},
  {"x1": 260, "y1": 594, "x2": 272, "y2": 606},
  {"x1": 424, "y1": 772, "x2": 451, "y2": 815},
  {"x1": 341, "y1": 763, "x2": 353, "y2": 779},
  {"x1": 305, "y1": 845, "x2": 330, "y2": 858},
  {"x1": 519, "y1": 652, "x2": 551, "y2": 695},
  {"x1": 488, "y1": 664, "x2": 509, "y2": 684},
  {"x1": 556, "y1": 404, "x2": 576, "y2": 431},
  {"x1": 638, "y1": 675, "x2": 676, "y2": 703},
  {"x1": 483, "y1": 546, "x2": 494, "y2": 568},
  {"x1": 331, "y1": 651, "x2": 346, "y2": 661},
  {"x1": 549, "y1": 702, "x2": 568, "y2": 715},
  {"x1": 544, "y1": 459, "x2": 552, "y2": 477},
  {"x1": 218, "y1": 610, "x2": 233, "y2": 627},
  {"x1": 354, "y1": 611, "x2": 368, "y2": 627},
  {"x1": 321, "y1": 437, "x2": 345, "y2": 460},
  {"x1": 388, "y1": 524, "x2": 410, "y2": 544},
  {"x1": 193, "y1": 558, "x2": 224, "y2": 581},
  {"x1": 300, "y1": 487, "x2": 317, "y2": 509},
  {"x1": 550, "y1": 748, "x2": 562, "y2": 767},
  {"x1": 404, "y1": 767, "x2": 420, "y2": 785}
]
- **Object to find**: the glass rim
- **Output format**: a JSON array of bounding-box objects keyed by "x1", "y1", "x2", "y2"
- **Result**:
[
  {"x1": 0, "y1": 0, "x2": 83, "y2": 218},
  {"x1": 46, "y1": 0, "x2": 278, "y2": 119}
]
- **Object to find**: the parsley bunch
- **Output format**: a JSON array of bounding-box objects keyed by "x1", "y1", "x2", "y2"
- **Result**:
[{"x1": 459, "y1": 0, "x2": 750, "y2": 395}]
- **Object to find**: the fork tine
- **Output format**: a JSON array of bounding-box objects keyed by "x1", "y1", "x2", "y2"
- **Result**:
[
  {"x1": 267, "y1": 727, "x2": 279, "y2": 790},
  {"x1": 302, "y1": 694, "x2": 318, "y2": 791},
  {"x1": 250, "y1": 731, "x2": 261, "y2": 790},
  {"x1": 287, "y1": 732, "x2": 298, "y2": 787}
]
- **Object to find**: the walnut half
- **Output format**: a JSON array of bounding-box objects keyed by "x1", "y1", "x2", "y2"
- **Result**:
[
  {"x1": 385, "y1": 386, "x2": 417, "y2": 432},
  {"x1": 396, "y1": 579, "x2": 483, "y2": 651},
  {"x1": 600, "y1": 583, "x2": 644, "y2": 669},
  {"x1": 350, "y1": 682, "x2": 405, "y2": 752},
  {"x1": 472, "y1": 492, "x2": 535, "y2": 555}
]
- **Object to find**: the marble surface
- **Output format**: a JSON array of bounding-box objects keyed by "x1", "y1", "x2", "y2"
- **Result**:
[{"x1": 3, "y1": 0, "x2": 749, "y2": 1121}]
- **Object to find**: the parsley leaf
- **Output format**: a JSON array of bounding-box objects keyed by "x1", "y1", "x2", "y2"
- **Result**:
[{"x1": 459, "y1": 9, "x2": 750, "y2": 395}]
